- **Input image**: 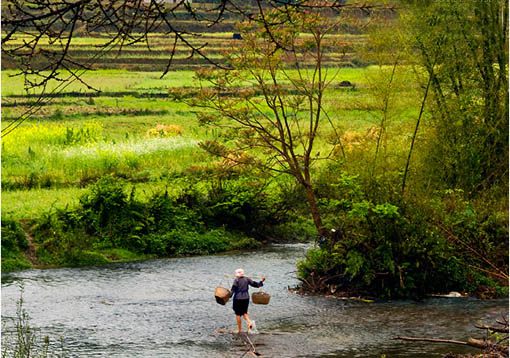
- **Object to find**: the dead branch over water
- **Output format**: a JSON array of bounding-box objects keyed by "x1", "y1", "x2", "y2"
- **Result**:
[{"x1": 395, "y1": 316, "x2": 509, "y2": 358}]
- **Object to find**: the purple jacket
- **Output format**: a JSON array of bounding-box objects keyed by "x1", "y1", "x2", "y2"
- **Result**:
[{"x1": 230, "y1": 277, "x2": 264, "y2": 300}]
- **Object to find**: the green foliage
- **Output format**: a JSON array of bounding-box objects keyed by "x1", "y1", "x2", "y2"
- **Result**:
[
  {"x1": 297, "y1": 248, "x2": 336, "y2": 276},
  {"x1": 199, "y1": 179, "x2": 283, "y2": 239},
  {"x1": 1, "y1": 220, "x2": 31, "y2": 272},
  {"x1": 427, "y1": 189, "x2": 509, "y2": 287},
  {"x1": 298, "y1": 169, "x2": 508, "y2": 299},
  {"x1": 1, "y1": 220, "x2": 28, "y2": 252},
  {"x1": 164, "y1": 229, "x2": 256, "y2": 256},
  {"x1": 299, "y1": 201, "x2": 466, "y2": 298},
  {"x1": 406, "y1": 0, "x2": 508, "y2": 193},
  {"x1": 79, "y1": 175, "x2": 128, "y2": 227},
  {"x1": 77, "y1": 176, "x2": 154, "y2": 250},
  {"x1": 30, "y1": 175, "x2": 274, "y2": 267},
  {"x1": 2, "y1": 18, "x2": 507, "y2": 301},
  {"x1": 271, "y1": 219, "x2": 317, "y2": 242},
  {"x1": 63, "y1": 250, "x2": 110, "y2": 267}
]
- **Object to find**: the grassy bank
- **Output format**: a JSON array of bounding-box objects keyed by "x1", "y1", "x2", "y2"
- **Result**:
[{"x1": 1, "y1": 174, "x2": 300, "y2": 272}]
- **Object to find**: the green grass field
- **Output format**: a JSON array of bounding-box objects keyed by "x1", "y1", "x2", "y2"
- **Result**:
[{"x1": 2, "y1": 52, "x2": 421, "y2": 221}]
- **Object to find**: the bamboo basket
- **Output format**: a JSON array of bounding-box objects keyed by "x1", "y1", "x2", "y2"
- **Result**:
[
  {"x1": 214, "y1": 286, "x2": 231, "y2": 305},
  {"x1": 251, "y1": 291, "x2": 271, "y2": 305}
]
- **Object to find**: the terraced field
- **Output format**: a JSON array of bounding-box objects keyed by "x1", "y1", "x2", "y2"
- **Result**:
[{"x1": 2, "y1": 32, "x2": 366, "y2": 72}]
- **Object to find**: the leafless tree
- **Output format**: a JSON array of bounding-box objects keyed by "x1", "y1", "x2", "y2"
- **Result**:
[{"x1": 173, "y1": 6, "x2": 352, "y2": 237}]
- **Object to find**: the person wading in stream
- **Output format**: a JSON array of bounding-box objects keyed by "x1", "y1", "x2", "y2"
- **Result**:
[{"x1": 230, "y1": 268, "x2": 265, "y2": 334}]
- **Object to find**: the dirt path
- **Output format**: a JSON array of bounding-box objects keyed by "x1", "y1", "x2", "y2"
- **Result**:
[{"x1": 19, "y1": 220, "x2": 39, "y2": 267}]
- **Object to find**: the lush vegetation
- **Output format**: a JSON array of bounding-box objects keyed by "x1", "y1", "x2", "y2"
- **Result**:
[
  {"x1": 8, "y1": 174, "x2": 300, "y2": 268},
  {"x1": 293, "y1": 0, "x2": 508, "y2": 299},
  {"x1": 1, "y1": 220, "x2": 31, "y2": 272},
  {"x1": 1, "y1": 1, "x2": 507, "y2": 300}
]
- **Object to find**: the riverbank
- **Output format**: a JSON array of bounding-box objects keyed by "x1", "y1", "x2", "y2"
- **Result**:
[
  {"x1": 1, "y1": 172, "x2": 313, "y2": 273},
  {"x1": 1, "y1": 216, "x2": 268, "y2": 272}
]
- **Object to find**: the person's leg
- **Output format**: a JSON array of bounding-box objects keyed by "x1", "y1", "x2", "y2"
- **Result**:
[
  {"x1": 242, "y1": 313, "x2": 252, "y2": 330},
  {"x1": 235, "y1": 315, "x2": 242, "y2": 333}
]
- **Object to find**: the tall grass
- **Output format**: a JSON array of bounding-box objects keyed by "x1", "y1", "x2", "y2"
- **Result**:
[
  {"x1": 2, "y1": 133, "x2": 210, "y2": 190},
  {"x1": 1, "y1": 289, "x2": 66, "y2": 357},
  {"x1": 2, "y1": 122, "x2": 103, "y2": 149}
]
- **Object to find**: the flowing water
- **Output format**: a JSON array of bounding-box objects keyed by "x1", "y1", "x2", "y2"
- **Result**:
[{"x1": 1, "y1": 244, "x2": 507, "y2": 357}]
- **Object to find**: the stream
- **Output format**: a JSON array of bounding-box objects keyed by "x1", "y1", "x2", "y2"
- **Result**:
[{"x1": 1, "y1": 244, "x2": 507, "y2": 357}]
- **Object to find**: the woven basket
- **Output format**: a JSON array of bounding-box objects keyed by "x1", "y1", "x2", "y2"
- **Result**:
[
  {"x1": 214, "y1": 286, "x2": 231, "y2": 305},
  {"x1": 251, "y1": 291, "x2": 271, "y2": 305}
]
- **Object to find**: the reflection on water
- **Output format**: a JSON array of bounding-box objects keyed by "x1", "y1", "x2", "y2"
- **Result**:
[{"x1": 2, "y1": 244, "x2": 508, "y2": 357}]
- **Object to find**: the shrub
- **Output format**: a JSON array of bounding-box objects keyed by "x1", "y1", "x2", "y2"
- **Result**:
[
  {"x1": 198, "y1": 178, "x2": 287, "y2": 240},
  {"x1": 30, "y1": 175, "x2": 270, "y2": 266},
  {"x1": 1, "y1": 220, "x2": 31, "y2": 272},
  {"x1": 271, "y1": 219, "x2": 317, "y2": 242},
  {"x1": 78, "y1": 176, "x2": 154, "y2": 248},
  {"x1": 1, "y1": 258, "x2": 32, "y2": 272},
  {"x1": 79, "y1": 175, "x2": 129, "y2": 235},
  {"x1": 1, "y1": 219, "x2": 28, "y2": 252},
  {"x1": 298, "y1": 192, "x2": 508, "y2": 299},
  {"x1": 165, "y1": 229, "x2": 230, "y2": 256},
  {"x1": 148, "y1": 190, "x2": 202, "y2": 233},
  {"x1": 297, "y1": 165, "x2": 508, "y2": 299}
]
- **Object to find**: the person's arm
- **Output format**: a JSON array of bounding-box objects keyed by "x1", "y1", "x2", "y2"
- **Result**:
[
  {"x1": 248, "y1": 276, "x2": 265, "y2": 288},
  {"x1": 230, "y1": 279, "x2": 238, "y2": 297}
]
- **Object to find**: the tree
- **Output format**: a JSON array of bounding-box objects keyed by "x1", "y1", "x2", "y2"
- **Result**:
[
  {"x1": 401, "y1": 0, "x2": 509, "y2": 286},
  {"x1": 179, "y1": 7, "x2": 347, "y2": 237},
  {"x1": 407, "y1": 0, "x2": 509, "y2": 195}
]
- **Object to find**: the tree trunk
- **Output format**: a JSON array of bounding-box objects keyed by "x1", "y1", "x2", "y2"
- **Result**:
[{"x1": 303, "y1": 183, "x2": 326, "y2": 237}]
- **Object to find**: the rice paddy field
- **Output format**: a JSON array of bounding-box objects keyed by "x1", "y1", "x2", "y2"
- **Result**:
[
  {"x1": 1, "y1": 31, "x2": 366, "y2": 72},
  {"x1": 2, "y1": 26, "x2": 422, "y2": 222}
]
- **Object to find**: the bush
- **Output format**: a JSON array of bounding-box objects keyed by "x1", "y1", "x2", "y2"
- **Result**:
[
  {"x1": 428, "y1": 189, "x2": 509, "y2": 286},
  {"x1": 79, "y1": 175, "x2": 129, "y2": 236},
  {"x1": 1, "y1": 219, "x2": 29, "y2": 252},
  {"x1": 271, "y1": 219, "x2": 317, "y2": 242},
  {"x1": 298, "y1": 193, "x2": 508, "y2": 299},
  {"x1": 29, "y1": 175, "x2": 271, "y2": 267},
  {"x1": 1, "y1": 258, "x2": 32, "y2": 272},
  {"x1": 148, "y1": 190, "x2": 202, "y2": 233},
  {"x1": 200, "y1": 180, "x2": 274, "y2": 233},
  {"x1": 1, "y1": 220, "x2": 31, "y2": 272},
  {"x1": 137, "y1": 228, "x2": 261, "y2": 256},
  {"x1": 297, "y1": 165, "x2": 508, "y2": 299}
]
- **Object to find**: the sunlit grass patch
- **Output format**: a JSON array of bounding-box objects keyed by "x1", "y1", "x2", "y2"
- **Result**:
[
  {"x1": 1, "y1": 69, "x2": 199, "y2": 96},
  {"x1": 2, "y1": 121, "x2": 103, "y2": 150},
  {"x1": 1, "y1": 187, "x2": 86, "y2": 220},
  {"x1": 60, "y1": 136, "x2": 198, "y2": 158},
  {"x1": 2, "y1": 136, "x2": 206, "y2": 189}
]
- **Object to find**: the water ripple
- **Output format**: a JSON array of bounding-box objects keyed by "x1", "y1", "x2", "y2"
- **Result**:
[{"x1": 2, "y1": 244, "x2": 507, "y2": 357}]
